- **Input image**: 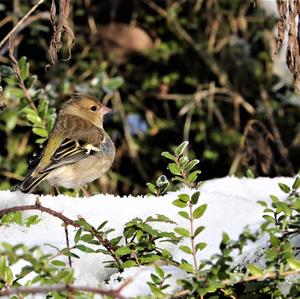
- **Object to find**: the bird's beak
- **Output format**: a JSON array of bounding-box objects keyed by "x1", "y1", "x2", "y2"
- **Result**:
[{"x1": 101, "y1": 105, "x2": 112, "y2": 114}]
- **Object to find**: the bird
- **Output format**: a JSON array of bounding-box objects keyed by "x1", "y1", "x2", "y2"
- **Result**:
[{"x1": 14, "y1": 93, "x2": 115, "y2": 195}]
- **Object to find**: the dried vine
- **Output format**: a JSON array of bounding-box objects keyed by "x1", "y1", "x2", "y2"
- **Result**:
[{"x1": 275, "y1": 0, "x2": 300, "y2": 92}]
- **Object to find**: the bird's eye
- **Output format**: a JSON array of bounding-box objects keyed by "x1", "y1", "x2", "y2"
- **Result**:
[{"x1": 90, "y1": 105, "x2": 97, "y2": 111}]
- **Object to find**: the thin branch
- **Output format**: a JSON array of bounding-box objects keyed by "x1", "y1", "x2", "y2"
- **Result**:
[
  {"x1": 0, "y1": 282, "x2": 129, "y2": 299},
  {"x1": 64, "y1": 225, "x2": 72, "y2": 267},
  {"x1": 8, "y1": 37, "x2": 37, "y2": 110},
  {"x1": 0, "y1": 203, "x2": 77, "y2": 226},
  {"x1": 260, "y1": 89, "x2": 294, "y2": 175},
  {"x1": 0, "y1": 201, "x2": 122, "y2": 268},
  {"x1": 0, "y1": 0, "x2": 45, "y2": 50}
]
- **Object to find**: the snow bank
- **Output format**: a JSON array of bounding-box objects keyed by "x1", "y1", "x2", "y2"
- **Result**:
[{"x1": 0, "y1": 176, "x2": 294, "y2": 296}]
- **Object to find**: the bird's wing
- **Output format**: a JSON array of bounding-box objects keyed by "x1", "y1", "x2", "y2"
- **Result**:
[
  {"x1": 28, "y1": 139, "x2": 85, "y2": 173},
  {"x1": 31, "y1": 115, "x2": 105, "y2": 174}
]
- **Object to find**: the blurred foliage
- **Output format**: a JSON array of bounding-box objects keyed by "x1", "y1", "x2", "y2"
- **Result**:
[{"x1": 0, "y1": 0, "x2": 299, "y2": 195}]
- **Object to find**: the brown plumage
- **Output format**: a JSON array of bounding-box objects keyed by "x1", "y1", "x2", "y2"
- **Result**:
[{"x1": 14, "y1": 93, "x2": 115, "y2": 194}]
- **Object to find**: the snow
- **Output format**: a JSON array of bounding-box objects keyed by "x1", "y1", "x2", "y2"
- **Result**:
[{"x1": 0, "y1": 176, "x2": 295, "y2": 297}]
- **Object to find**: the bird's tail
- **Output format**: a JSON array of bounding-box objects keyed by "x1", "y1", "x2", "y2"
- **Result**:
[{"x1": 13, "y1": 172, "x2": 48, "y2": 193}]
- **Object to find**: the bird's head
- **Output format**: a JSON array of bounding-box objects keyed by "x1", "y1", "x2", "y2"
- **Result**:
[{"x1": 61, "y1": 93, "x2": 111, "y2": 128}]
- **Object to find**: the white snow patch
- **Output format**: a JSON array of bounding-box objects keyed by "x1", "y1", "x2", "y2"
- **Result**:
[{"x1": 0, "y1": 176, "x2": 295, "y2": 297}]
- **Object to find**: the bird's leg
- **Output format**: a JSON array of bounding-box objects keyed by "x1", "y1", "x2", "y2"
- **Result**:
[
  {"x1": 78, "y1": 185, "x2": 90, "y2": 197},
  {"x1": 54, "y1": 186, "x2": 60, "y2": 196}
]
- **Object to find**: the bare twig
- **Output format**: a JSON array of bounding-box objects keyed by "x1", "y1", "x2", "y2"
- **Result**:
[
  {"x1": 0, "y1": 201, "x2": 122, "y2": 268},
  {"x1": 0, "y1": 0, "x2": 45, "y2": 50},
  {"x1": 260, "y1": 89, "x2": 294, "y2": 175},
  {"x1": 0, "y1": 203, "x2": 77, "y2": 226},
  {"x1": 8, "y1": 37, "x2": 37, "y2": 110},
  {"x1": 64, "y1": 225, "x2": 72, "y2": 267},
  {"x1": 0, "y1": 12, "x2": 50, "y2": 57},
  {"x1": 0, "y1": 282, "x2": 130, "y2": 298}
]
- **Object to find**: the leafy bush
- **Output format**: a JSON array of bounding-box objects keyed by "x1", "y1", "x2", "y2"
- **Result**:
[
  {"x1": 0, "y1": 142, "x2": 299, "y2": 298},
  {"x1": 0, "y1": 1, "x2": 299, "y2": 195}
]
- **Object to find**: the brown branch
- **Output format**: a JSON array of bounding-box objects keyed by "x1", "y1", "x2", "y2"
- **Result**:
[
  {"x1": 8, "y1": 38, "x2": 37, "y2": 110},
  {"x1": 260, "y1": 89, "x2": 294, "y2": 175},
  {"x1": 0, "y1": 12, "x2": 50, "y2": 57},
  {"x1": 0, "y1": 283, "x2": 129, "y2": 299},
  {"x1": 0, "y1": 201, "x2": 122, "y2": 268},
  {"x1": 64, "y1": 225, "x2": 72, "y2": 267},
  {"x1": 0, "y1": 203, "x2": 77, "y2": 226},
  {"x1": 0, "y1": 0, "x2": 45, "y2": 50}
]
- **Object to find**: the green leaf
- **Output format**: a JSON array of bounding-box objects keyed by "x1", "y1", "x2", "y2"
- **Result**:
[
  {"x1": 179, "y1": 156, "x2": 189, "y2": 167},
  {"x1": 191, "y1": 191, "x2": 200, "y2": 205},
  {"x1": 195, "y1": 242, "x2": 207, "y2": 251},
  {"x1": 0, "y1": 257, "x2": 6, "y2": 276},
  {"x1": 270, "y1": 195, "x2": 279, "y2": 203},
  {"x1": 168, "y1": 163, "x2": 181, "y2": 175},
  {"x1": 287, "y1": 258, "x2": 300, "y2": 270},
  {"x1": 194, "y1": 226, "x2": 205, "y2": 237},
  {"x1": 147, "y1": 182, "x2": 157, "y2": 194},
  {"x1": 270, "y1": 234, "x2": 281, "y2": 247},
  {"x1": 121, "y1": 260, "x2": 136, "y2": 269},
  {"x1": 179, "y1": 245, "x2": 192, "y2": 254},
  {"x1": 185, "y1": 159, "x2": 200, "y2": 172},
  {"x1": 115, "y1": 247, "x2": 131, "y2": 256},
  {"x1": 150, "y1": 273, "x2": 161, "y2": 284},
  {"x1": 178, "y1": 211, "x2": 190, "y2": 220},
  {"x1": 146, "y1": 214, "x2": 176, "y2": 224},
  {"x1": 25, "y1": 215, "x2": 40, "y2": 227},
  {"x1": 161, "y1": 151, "x2": 176, "y2": 161},
  {"x1": 175, "y1": 141, "x2": 189, "y2": 156},
  {"x1": 51, "y1": 260, "x2": 66, "y2": 267},
  {"x1": 192, "y1": 204, "x2": 207, "y2": 219},
  {"x1": 257, "y1": 200, "x2": 267, "y2": 207},
  {"x1": 246, "y1": 169, "x2": 255, "y2": 178},
  {"x1": 293, "y1": 199, "x2": 300, "y2": 210},
  {"x1": 155, "y1": 266, "x2": 164, "y2": 279},
  {"x1": 174, "y1": 227, "x2": 190, "y2": 238},
  {"x1": 178, "y1": 194, "x2": 190, "y2": 202},
  {"x1": 74, "y1": 228, "x2": 82, "y2": 244},
  {"x1": 19, "y1": 56, "x2": 29, "y2": 80},
  {"x1": 263, "y1": 215, "x2": 274, "y2": 222},
  {"x1": 140, "y1": 255, "x2": 161, "y2": 264},
  {"x1": 172, "y1": 199, "x2": 187, "y2": 208},
  {"x1": 188, "y1": 170, "x2": 201, "y2": 183},
  {"x1": 180, "y1": 262, "x2": 194, "y2": 273},
  {"x1": 14, "y1": 211, "x2": 22, "y2": 225},
  {"x1": 147, "y1": 283, "x2": 165, "y2": 298},
  {"x1": 97, "y1": 220, "x2": 108, "y2": 230},
  {"x1": 32, "y1": 127, "x2": 48, "y2": 138},
  {"x1": 292, "y1": 176, "x2": 300, "y2": 190},
  {"x1": 26, "y1": 114, "x2": 42, "y2": 125},
  {"x1": 248, "y1": 264, "x2": 263, "y2": 275},
  {"x1": 75, "y1": 244, "x2": 94, "y2": 253},
  {"x1": 278, "y1": 183, "x2": 291, "y2": 194},
  {"x1": 4, "y1": 267, "x2": 14, "y2": 285},
  {"x1": 80, "y1": 234, "x2": 94, "y2": 243}
]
